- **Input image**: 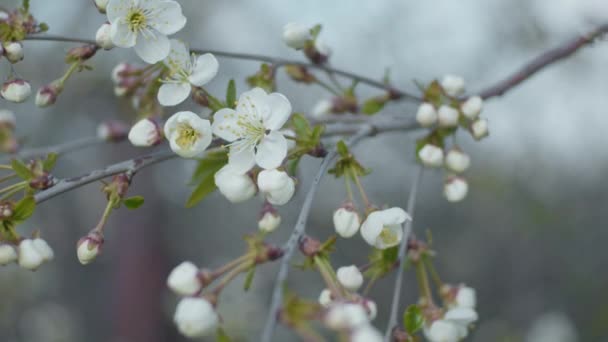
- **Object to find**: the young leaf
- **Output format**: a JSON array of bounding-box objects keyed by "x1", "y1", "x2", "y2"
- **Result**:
[
  {"x1": 190, "y1": 150, "x2": 228, "y2": 184},
  {"x1": 216, "y1": 328, "x2": 233, "y2": 342},
  {"x1": 226, "y1": 79, "x2": 236, "y2": 108},
  {"x1": 11, "y1": 159, "x2": 33, "y2": 180},
  {"x1": 403, "y1": 305, "x2": 424, "y2": 334},
  {"x1": 43, "y1": 153, "x2": 58, "y2": 171},
  {"x1": 123, "y1": 196, "x2": 145, "y2": 209},
  {"x1": 186, "y1": 175, "x2": 216, "y2": 208},
  {"x1": 243, "y1": 266, "x2": 256, "y2": 291},
  {"x1": 361, "y1": 98, "x2": 385, "y2": 115},
  {"x1": 12, "y1": 196, "x2": 36, "y2": 222}
]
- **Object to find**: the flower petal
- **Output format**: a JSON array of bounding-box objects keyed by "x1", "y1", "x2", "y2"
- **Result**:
[
  {"x1": 263, "y1": 92, "x2": 292, "y2": 130},
  {"x1": 360, "y1": 212, "x2": 383, "y2": 247},
  {"x1": 158, "y1": 82, "x2": 191, "y2": 106},
  {"x1": 228, "y1": 146, "x2": 256, "y2": 174},
  {"x1": 164, "y1": 39, "x2": 190, "y2": 69},
  {"x1": 148, "y1": 0, "x2": 187, "y2": 35},
  {"x1": 134, "y1": 31, "x2": 170, "y2": 63},
  {"x1": 255, "y1": 131, "x2": 287, "y2": 170},
  {"x1": 211, "y1": 108, "x2": 241, "y2": 142},
  {"x1": 381, "y1": 207, "x2": 411, "y2": 225},
  {"x1": 106, "y1": 0, "x2": 132, "y2": 22},
  {"x1": 236, "y1": 87, "x2": 269, "y2": 122},
  {"x1": 188, "y1": 54, "x2": 219, "y2": 87},
  {"x1": 110, "y1": 20, "x2": 137, "y2": 48}
]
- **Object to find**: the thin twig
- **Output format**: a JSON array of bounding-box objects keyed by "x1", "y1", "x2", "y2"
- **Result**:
[
  {"x1": 260, "y1": 125, "x2": 374, "y2": 342},
  {"x1": 384, "y1": 166, "x2": 423, "y2": 341}
]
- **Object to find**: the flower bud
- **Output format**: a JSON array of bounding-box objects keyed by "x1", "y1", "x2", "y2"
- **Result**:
[
  {"x1": 444, "y1": 176, "x2": 468, "y2": 202},
  {"x1": 4, "y1": 42, "x2": 24, "y2": 63},
  {"x1": 214, "y1": 165, "x2": 257, "y2": 203},
  {"x1": 418, "y1": 144, "x2": 444, "y2": 167},
  {"x1": 33, "y1": 238, "x2": 54, "y2": 261},
  {"x1": 173, "y1": 297, "x2": 219, "y2": 338},
  {"x1": 285, "y1": 65, "x2": 316, "y2": 83},
  {"x1": 440, "y1": 74, "x2": 465, "y2": 97},
  {"x1": 0, "y1": 244, "x2": 17, "y2": 265},
  {"x1": 312, "y1": 99, "x2": 333, "y2": 119},
  {"x1": 333, "y1": 204, "x2": 361, "y2": 238},
  {"x1": 325, "y1": 303, "x2": 369, "y2": 330},
  {"x1": 93, "y1": 0, "x2": 109, "y2": 13},
  {"x1": 77, "y1": 231, "x2": 104, "y2": 265},
  {"x1": 29, "y1": 172, "x2": 54, "y2": 190},
  {"x1": 167, "y1": 261, "x2": 204, "y2": 296},
  {"x1": 336, "y1": 265, "x2": 364, "y2": 291},
  {"x1": 460, "y1": 96, "x2": 483, "y2": 119},
  {"x1": 128, "y1": 118, "x2": 163, "y2": 147},
  {"x1": 314, "y1": 39, "x2": 332, "y2": 58},
  {"x1": 111, "y1": 63, "x2": 136, "y2": 84},
  {"x1": 298, "y1": 235, "x2": 322, "y2": 257},
  {"x1": 318, "y1": 288, "x2": 333, "y2": 307},
  {"x1": 97, "y1": 120, "x2": 130, "y2": 142},
  {"x1": 114, "y1": 85, "x2": 129, "y2": 97},
  {"x1": 424, "y1": 319, "x2": 461, "y2": 342},
  {"x1": 1, "y1": 79, "x2": 31, "y2": 103},
  {"x1": 445, "y1": 149, "x2": 470, "y2": 173},
  {"x1": 0, "y1": 109, "x2": 16, "y2": 128},
  {"x1": 471, "y1": 118, "x2": 489, "y2": 140},
  {"x1": 35, "y1": 82, "x2": 63, "y2": 107},
  {"x1": 95, "y1": 22, "x2": 113, "y2": 50},
  {"x1": 18, "y1": 238, "x2": 53, "y2": 270},
  {"x1": 282, "y1": 23, "x2": 311, "y2": 50},
  {"x1": 258, "y1": 210, "x2": 281, "y2": 233},
  {"x1": 416, "y1": 102, "x2": 438, "y2": 127},
  {"x1": 66, "y1": 44, "x2": 98, "y2": 62},
  {"x1": 437, "y1": 105, "x2": 459, "y2": 127},
  {"x1": 257, "y1": 169, "x2": 296, "y2": 206},
  {"x1": 305, "y1": 39, "x2": 330, "y2": 64},
  {"x1": 454, "y1": 286, "x2": 476, "y2": 309}
]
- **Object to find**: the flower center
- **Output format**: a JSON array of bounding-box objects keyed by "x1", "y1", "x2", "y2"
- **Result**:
[
  {"x1": 236, "y1": 114, "x2": 266, "y2": 144},
  {"x1": 378, "y1": 227, "x2": 398, "y2": 246},
  {"x1": 127, "y1": 9, "x2": 147, "y2": 32},
  {"x1": 176, "y1": 123, "x2": 200, "y2": 149}
]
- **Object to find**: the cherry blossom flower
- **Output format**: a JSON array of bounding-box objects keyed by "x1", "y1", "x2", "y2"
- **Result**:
[
  {"x1": 95, "y1": 22, "x2": 114, "y2": 50},
  {"x1": 360, "y1": 207, "x2": 411, "y2": 249},
  {"x1": 282, "y1": 23, "x2": 311, "y2": 49},
  {"x1": 333, "y1": 204, "x2": 361, "y2": 238},
  {"x1": 164, "y1": 111, "x2": 212, "y2": 158},
  {"x1": 158, "y1": 39, "x2": 219, "y2": 106},
  {"x1": 173, "y1": 297, "x2": 218, "y2": 338},
  {"x1": 167, "y1": 261, "x2": 203, "y2": 296},
  {"x1": 418, "y1": 144, "x2": 444, "y2": 167},
  {"x1": 214, "y1": 165, "x2": 257, "y2": 203},
  {"x1": 438, "y1": 105, "x2": 459, "y2": 127},
  {"x1": 1, "y1": 79, "x2": 31, "y2": 103},
  {"x1": 4, "y1": 42, "x2": 24, "y2": 63},
  {"x1": 444, "y1": 176, "x2": 468, "y2": 202},
  {"x1": 461, "y1": 96, "x2": 483, "y2": 119},
  {"x1": 128, "y1": 118, "x2": 163, "y2": 147},
  {"x1": 445, "y1": 149, "x2": 470, "y2": 173},
  {"x1": 471, "y1": 118, "x2": 489, "y2": 140},
  {"x1": 336, "y1": 265, "x2": 364, "y2": 291},
  {"x1": 0, "y1": 244, "x2": 17, "y2": 265},
  {"x1": 212, "y1": 88, "x2": 292, "y2": 173},
  {"x1": 440, "y1": 74, "x2": 465, "y2": 97},
  {"x1": 416, "y1": 102, "x2": 438, "y2": 127},
  {"x1": 106, "y1": 0, "x2": 187, "y2": 63},
  {"x1": 257, "y1": 169, "x2": 295, "y2": 206}
]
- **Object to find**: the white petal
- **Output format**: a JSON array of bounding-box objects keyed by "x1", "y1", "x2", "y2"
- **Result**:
[
  {"x1": 164, "y1": 39, "x2": 190, "y2": 69},
  {"x1": 158, "y1": 82, "x2": 191, "y2": 106},
  {"x1": 211, "y1": 108, "x2": 241, "y2": 142},
  {"x1": 134, "y1": 32, "x2": 170, "y2": 63},
  {"x1": 106, "y1": 0, "x2": 132, "y2": 22},
  {"x1": 263, "y1": 92, "x2": 292, "y2": 130},
  {"x1": 255, "y1": 131, "x2": 287, "y2": 170},
  {"x1": 360, "y1": 213, "x2": 384, "y2": 247},
  {"x1": 188, "y1": 54, "x2": 219, "y2": 86},
  {"x1": 380, "y1": 207, "x2": 411, "y2": 225},
  {"x1": 228, "y1": 146, "x2": 256, "y2": 174},
  {"x1": 148, "y1": 0, "x2": 187, "y2": 35},
  {"x1": 237, "y1": 87, "x2": 269, "y2": 120},
  {"x1": 110, "y1": 20, "x2": 137, "y2": 48}
]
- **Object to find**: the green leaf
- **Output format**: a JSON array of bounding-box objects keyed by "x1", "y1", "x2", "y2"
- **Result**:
[
  {"x1": 286, "y1": 157, "x2": 301, "y2": 177},
  {"x1": 123, "y1": 196, "x2": 145, "y2": 209},
  {"x1": 216, "y1": 328, "x2": 233, "y2": 342},
  {"x1": 186, "y1": 175, "x2": 217, "y2": 208},
  {"x1": 225, "y1": 79, "x2": 236, "y2": 108},
  {"x1": 43, "y1": 153, "x2": 58, "y2": 171},
  {"x1": 382, "y1": 246, "x2": 399, "y2": 263},
  {"x1": 336, "y1": 140, "x2": 349, "y2": 157},
  {"x1": 22, "y1": 0, "x2": 30, "y2": 12},
  {"x1": 190, "y1": 150, "x2": 228, "y2": 184},
  {"x1": 310, "y1": 24, "x2": 322, "y2": 39},
  {"x1": 243, "y1": 266, "x2": 256, "y2": 291},
  {"x1": 38, "y1": 22, "x2": 49, "y2": 32},
  {"x1": 11, "y1": 159, "x2": 33, "y2": 180},
  {"x1": 403, "y1": 305, "x2": 424, "y2": 334},
  {"x1": 361, "y1": 98, "x2": 385, "y2": 115},
  {"x1": 12, "y1": 196, "x2": 35, "y2": 222},
  {"x1": 291, "y1": 113, "x2": 311, "y2": 137}
]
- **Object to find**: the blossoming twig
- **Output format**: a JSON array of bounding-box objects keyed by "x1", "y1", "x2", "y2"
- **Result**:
[
  {"x1": 260, "y1": 124, "x2": 374, "y2": 342},
  {"x1": 384, "y1": 166, "x2": 423, "y2": 341}
]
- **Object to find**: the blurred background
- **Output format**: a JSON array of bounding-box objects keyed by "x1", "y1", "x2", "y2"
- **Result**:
[{"x1": 0, "y1": 0, "x2": 607, "y2": 341}]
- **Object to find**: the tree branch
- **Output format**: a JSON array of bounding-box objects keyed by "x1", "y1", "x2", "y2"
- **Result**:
[
  {"x1": 384, "y1": 166, "x2": 423, "y2": 341},
  {"x1": 260, "y1": 125, "x2": 375, "y2": 342}
]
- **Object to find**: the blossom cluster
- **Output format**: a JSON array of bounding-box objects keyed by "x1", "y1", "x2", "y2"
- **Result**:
[{"x1": 0, "y1": 238, "x2": 54, "y2": 271}]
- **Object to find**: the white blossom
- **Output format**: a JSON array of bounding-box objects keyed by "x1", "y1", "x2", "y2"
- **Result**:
[
  {"x1": 18, "y1": 238, "x2": 53, "y2": 270},
  {"x1": 336, "y1": 265, "x2": 363, "y2": 291},
  {"x1": 444, "y1": 177, "x2": 468, "y2": 202},
  {"x1": 440, "y1": 74, "x2": 465, "y2": 97},
  {"x1": 106, "y1": 0, "x2": 187, "y2": 63},
  {"x1": 95, "y1": 22, "x2": 114, "y2": 50},
  {"x1": 212, "y1": 88, "x2": 292, "y2": 173},
  {"x1": 0, "y1": 109, "x2": 16, "y2": 127},
  {"x1": 318, "y1": 289, "x2": 333, "y2": 307},
  {"x1": 4, "y1": 42, "x2": 24, "y2": 63},
  {"x1": 471, "y1": 118, "x2": 489, "y2": 140},
  {"x1": 282, "y1": 23, "x2": 311, "y2": 49},
  {"x1": 461, "y1": 96, "x2": 483, "y2": 119},
  {"x1": 33, "y1": 238, "x2": 54, "y2": 261},
  {"x1": 164, "y1": 111, "x2": 212, "y2": 158},
  {"x1": 258, "y1": 211, "x2": 281, "y2": 233},
  {"x1": 257, "y1": 169, "x2": 295, "y2": 206},
  {"x1": 325, "y1": 303, "x2": 369, "y2": 330},
  {"x1": 1, "y1": 79, "x2": 31, "y2": 103},
  {"x1": 360, "y1": 207, "x2": 411, "y2": 249},
  {"x1": 214, "y1": 165, "x2": 256, "y2": 203},
  {"x1": 128, "y1": 118, "x2": 163, "y2": 147},
  {"x1": 418, "y1": 144, "x2": 444, "y2": 167},
  {"x1": 158, "y1": 40, "x2": 219, "y2": 106},
  {"x1": 333, "y1": 205, "x2": 361, "y2": 238},
  {"x1": 35, "y1": 84, "x2": 61, "y2": 108},
  {"x1": 0, "y1": 244, "x2": 17, "y2": 265},
  {"x1": 167, "y1": 261, "x2": 202, "y2": 296},
  {"x1": 424, "y1": 319, "x2": 461, "y2": 342},
  {"x1": 312, "y1": 99, "x2": 333, "y2": 119},
  {"x1": 445, "y1": 149, "x2": 470, "y2": 173},
  {"x1": 454, "y1": 286, "x2": 477, "y2": 309},
  {"x1": 351, "y1": 325, "x2": 383, "y2": 342},
  {"x1": 444, "y1": 307, "x2": 478, "y2": 327},
  {"x1": 416, "y1": 102, "x2": 438, "y2": 127},
  {"x1": 173, "y1": 297, "x2": 218, "y2": 338},
  {"x1": 437, "y1": 105, "x2": 459, "y2": 127}
]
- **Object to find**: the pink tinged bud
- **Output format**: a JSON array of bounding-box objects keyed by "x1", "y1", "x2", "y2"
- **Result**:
[
  {"x1": 66, "y1": 44, "x2": 98, "y2": 62},
  {"x1": 77, "y1": 231, "x2": 104, "y2": 265},
  {"x1": 336, "y1": 265, "x2": 364, "y2": 291},
  {"x1": 0, "y1": 243, "x2": 17, "y2": 265},
  {"x1": 111, "y1": 63, "x2": 136, "y2": 84},
  {"x1": 167, "y1": 261, "x2": 204, "y2": 296},
  {"x1": 128, "y1": 118, "x2": 163, "y2": 147},
  {"x1": 4, "y1": 42, "x2": 24, "y2": 63},
  {"x1": 0, "y1": 109, "x2": 16, "y2": 128},
  {"x1": 445, "y1": 149, "x2": 470, "y2": 173},
  {"x1": 333, "y1": 204, "x2": 361, "y2": 238},
  {"x1": 416, "y1": 102, "x2": 438, "y2": 127},
  {"x1": 97, "y1": 120, "x2": 130, "y2": 142},
  {"x1": 444, "y1": 176, "x2": 468, "y2": 202},
  {"x1": 35, "y1": 82, "x2": 63, "y2": 107},
  {"x1": 471, "y1": 118, "x2": 489, "y2": 140},
  {"x1": 173, "y1": 297, "x2": 219, "y2": 338},
  {"x1": 437, "y1": 105, "x2": 459, "y2": 127},
  {"x1": 418, "y1": 144, "x2": 444, "y2": 167},
  {"x1": 258, "y1": 211, "x2": 281, "y2": 233},
  {"x1": 1, "y1": 79, "x2": 31, "y2": 103},
  {"x1": 93, "y1": 0, "x2": 109, "y2": 13},
  {"x1": 95, "y1": 23, "x2": 113, "y2": 50}
]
